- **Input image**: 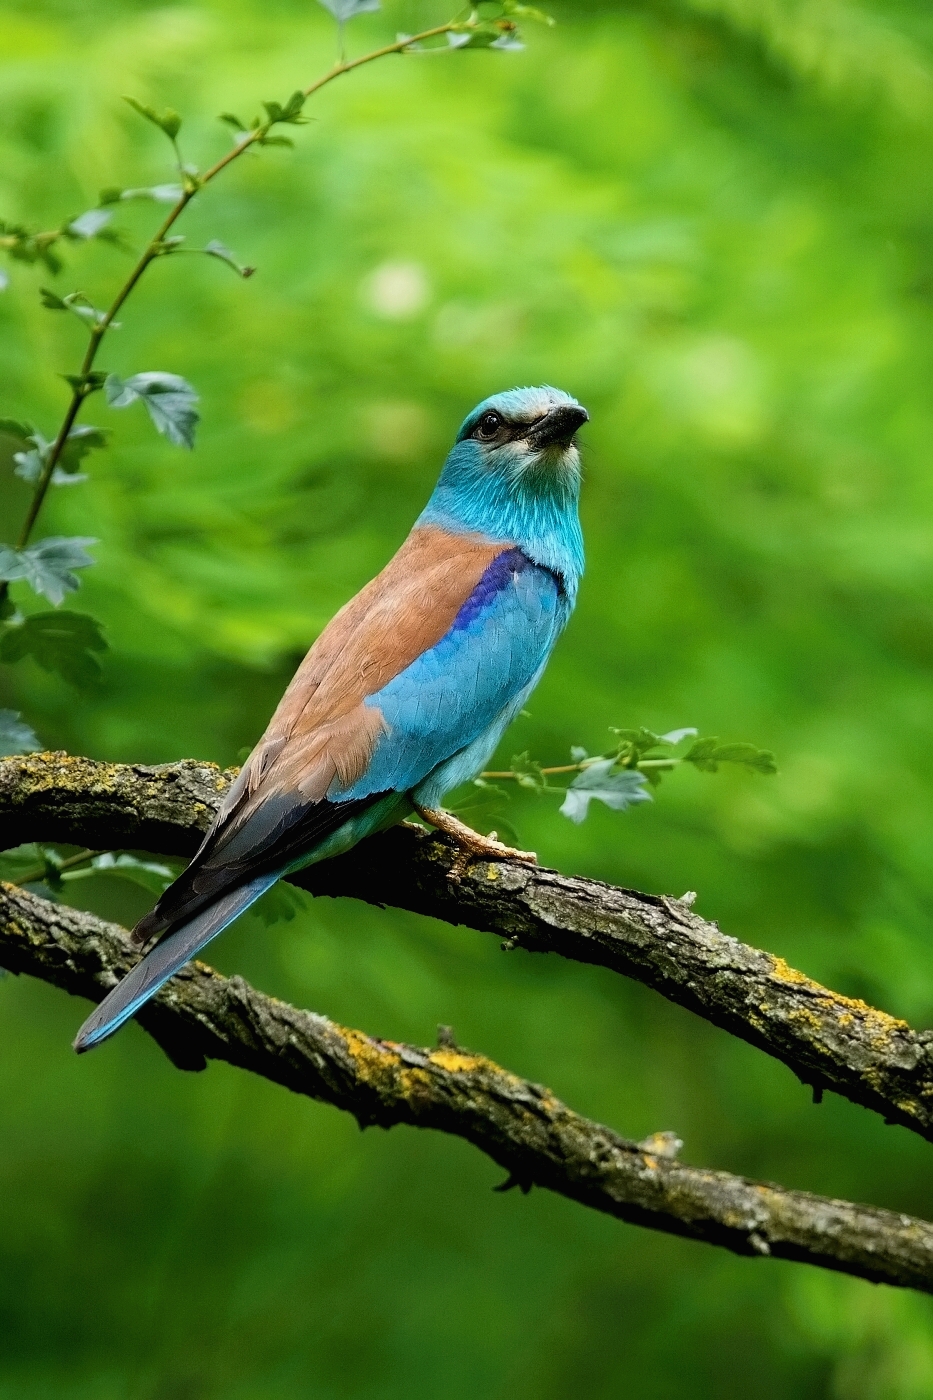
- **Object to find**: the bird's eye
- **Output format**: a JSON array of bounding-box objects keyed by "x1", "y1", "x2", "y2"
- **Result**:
[{"x1": 475, "y1": 411, "x2": 503, "y2": 440}]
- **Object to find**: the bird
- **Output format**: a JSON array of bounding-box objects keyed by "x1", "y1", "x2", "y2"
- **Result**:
[{"x1": 73, "y1": 385, "x2": 588, "y2": 1052}]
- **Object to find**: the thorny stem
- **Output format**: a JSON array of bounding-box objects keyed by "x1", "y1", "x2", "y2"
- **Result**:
[{"x1": 0, "y1": 18, "x2": 462, "y2": 604}]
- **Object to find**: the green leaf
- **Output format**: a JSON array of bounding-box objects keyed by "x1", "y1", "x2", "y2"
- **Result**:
[
  {"x1": 682, "y1": 738, "x2": 778, "y2": 775},
  {"x1": 59, "y1": 425, "x2": 108, "y2": 473},
  {"x1": 559, "y1": 760, "x2": 652, "y2": 824},
  {"x1": 501, "y1": 2, "x2": 554, "y2": 25},
  {"x1": 204, "y1": 239, "x2": 256, "y2": 278},
  {"x1": 68, "y1": 208, "x2": 113, "y2": 239},
  {"x1": 508, "y1": 750, "x2": 547, "y2": 792},
  {"x1": 124, "y1": 97, "x2": 182, "y2": 141},
  {"x1": 41, "y1": 289, "x2": 113, "y2": 329},
  {"x1": 119, "y1": 184, "x2": 184, "y2": 204},
  {"x1": 105, "y1": 371, "x2": 200, "y2": 448},
  {"x1": 0, "y1": 843, "x2": 45, "y2": 881},
  {"x1": 250, "y1": 880, "x2": 312, "y2": 926},
  {"x1": 13, "y1": 425, "x2": 107, "y2": 487},
  {"x1": 0, "y1": 418, "x2": 33, "y2": 442},
  {"x1": 609, "y1": 726, "x2": 676, "y2": 762},
  {"x1": 262, "y1": 91, "x2": 307, "y2": 126},
  {"x1": 448, "y1": 20, "x2": 524, "y2": 50},
  {"x1": 61, "y1": 851, "x2": 176, "y2": 895},
  {"x1": 0, "y1": 709, "x2": 41, "y2": 756},
  {"x1": 0, "y1": 610, "x2": 107, "y2": 687},
  {"x1": 61, "y1": 372, "x2": 107, "y2": 395},
  {"x1": 0, "y1": 538, "x2": 98, "y2": 606},
  {"x1": 316, "y1": 0, "x2": 379, "y2": 23}
]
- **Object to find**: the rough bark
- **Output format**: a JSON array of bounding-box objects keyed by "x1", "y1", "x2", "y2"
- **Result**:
[
  {"x1": 3, "y1": 751, "x2": 933, "y2": 1143},
  {"x1": 2, "y1": 879, "x2": 932, "y2": 1293}
]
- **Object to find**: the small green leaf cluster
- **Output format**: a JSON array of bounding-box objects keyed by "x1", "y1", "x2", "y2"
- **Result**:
[
  {"x1": 0, "y1": 206, "x2": 118, "y2": 277},
  {"x1": 448, "y1": 0, "x2": 554, "y2": 52},
  {"x1": 473, "y1": 725, "x2": 776, "y2": 827},
  {"x1": 506, "y1": 750, "x2": 547, "y2": 791},
  {"x1": 219, "y1": 89, "x2": 307, "y2": 150}
]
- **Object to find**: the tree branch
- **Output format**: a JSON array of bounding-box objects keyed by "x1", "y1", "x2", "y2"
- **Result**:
[
  {"x1": 3, "y1": 751, "x2": 933, "y2": 1145},
  {"x1": 2, "y1": 878, "x2": 932, "y2": 1292}
]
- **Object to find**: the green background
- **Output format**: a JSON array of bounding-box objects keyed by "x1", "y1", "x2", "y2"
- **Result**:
[{"x1": 3, "y1": 0, "x2": 933, "y2": 1393}]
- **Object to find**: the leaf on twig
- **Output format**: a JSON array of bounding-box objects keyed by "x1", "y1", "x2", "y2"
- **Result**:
[
  {"x1": 559, "y1": 760, "x2": 652, "y2": 824},
  {"x1": 0, "y1": 418, "x2": 32, "y2": 443},
  {"x1": 40, "y1": 288, "x2": 113, "y2": 329},
  {"x1": 448, "y1": 20, "x2": 525, "y2": 50},
  {"x1": 261, "y1": 91, "x2": 307, "y2": 126},
  {"x1": 502, "y1": 1, "x2": 555, "y2": 23},
  {"x1": 0, "y1": 710, "x2": 41, "y2": 756},
  {"x1": 683, "y1": 738, "x2": 777, "y2": 775},
  {"x1": 0, "y1": 610, "x2": 107, "y2": 687},
  {"x1": 316, "y1": 0, "x2": 380, "y2": 21},
  {"x1": 68, "y1": 209, "x2": 113, "y2": 239},
  {"x1": 204, "y1": 240, "x2": 256, "y2": 278},
  {"x1": 62, "y1": 852, "x2": 175, "y2": 896},
  {"x1": 117, "y1": 184, "x2": 184, "y2": 204},
  {"x1": 508, "y1": 750, "x2": 547, "y2": 792},
  {"x1": 124, "y1": 97, "x2": 182, "y2": 141},
  {"x1": 61, "y1": 372, "x2": 107, "y2": 396},
  {"x1": 13, "y1": 425, "x2": 107, "y2": 487},
  {"x1": 0, "y1": 538, "x2": 98, "y2": 606},
  {"x1": 105, "y1": 371, "x2": 200, "y2": 448}
]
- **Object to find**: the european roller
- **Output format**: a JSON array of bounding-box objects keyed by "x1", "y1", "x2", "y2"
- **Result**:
[{"x1": 74, "y1": 386, "x2": 588, "y2": 1052}]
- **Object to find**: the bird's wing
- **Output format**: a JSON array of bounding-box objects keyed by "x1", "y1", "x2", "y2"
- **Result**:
[
  {"x1": 133, "y1": 525, "x2": 509, "y2": 943},
  {"x1": 337, "y1": 546, "x2": 566, "y2": 799}
]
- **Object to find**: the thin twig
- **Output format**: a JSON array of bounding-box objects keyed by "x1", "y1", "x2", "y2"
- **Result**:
[{"x1": 0, "y1": 19, "x2": 461, "y2": 600}]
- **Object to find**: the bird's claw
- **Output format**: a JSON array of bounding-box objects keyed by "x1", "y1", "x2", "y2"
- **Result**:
[{"x1": 412, "y1": 802, "x2": 537, "y2": 882}]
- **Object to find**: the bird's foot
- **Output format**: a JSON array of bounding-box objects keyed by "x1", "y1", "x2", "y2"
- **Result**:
[{"x1": 412, "y1": 803, "x2": 537, "y2": 883}]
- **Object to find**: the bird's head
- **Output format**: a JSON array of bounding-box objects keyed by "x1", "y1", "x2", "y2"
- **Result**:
[
  {"x1": 420, "y1": 385, "x2": 587, "y2": 576},
  {"x1": 454, "y1": 385, "x2": 588, "y2": 501}
]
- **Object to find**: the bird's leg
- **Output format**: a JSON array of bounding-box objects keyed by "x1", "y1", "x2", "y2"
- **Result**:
[{"x1": 412, "y1": 802, "x2": 537, "y2": 882}]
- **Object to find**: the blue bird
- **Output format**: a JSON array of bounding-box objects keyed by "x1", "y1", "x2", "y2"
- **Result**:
[{"x1": 74, "y1": 386, "x2": 588, "y2": 1052}]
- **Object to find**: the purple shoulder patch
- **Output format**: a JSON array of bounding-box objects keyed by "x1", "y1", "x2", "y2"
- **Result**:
[{"x1": 451, "y1": 548, "x2": 535, "y2": 632}]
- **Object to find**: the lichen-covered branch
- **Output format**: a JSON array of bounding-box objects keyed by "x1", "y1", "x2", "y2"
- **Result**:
[
  {"x1": 2, "y1": 879, "x2": 932, "y2": 1293},
  {"x1": 4, "y1": 751, "x2": 933, "y2": 1145}
]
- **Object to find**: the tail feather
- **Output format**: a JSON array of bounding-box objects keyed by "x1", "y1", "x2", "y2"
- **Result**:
[{"x1": 73, "y1": 872, "x2": 281, "y2": 1053}]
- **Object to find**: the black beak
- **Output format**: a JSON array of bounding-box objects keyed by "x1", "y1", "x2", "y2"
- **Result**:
[{"x1": 525, "y1": 403, "x2": 589, "y2": 450}]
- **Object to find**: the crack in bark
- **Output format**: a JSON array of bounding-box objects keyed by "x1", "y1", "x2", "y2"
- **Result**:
[{"x1": 2, "y1": 878, "x2": 932, "y2": 1293}]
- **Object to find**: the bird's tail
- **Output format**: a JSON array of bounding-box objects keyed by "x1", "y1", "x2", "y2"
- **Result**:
[{"x1": 73, "y1": 871, "x2": 281, "y2": 1053}]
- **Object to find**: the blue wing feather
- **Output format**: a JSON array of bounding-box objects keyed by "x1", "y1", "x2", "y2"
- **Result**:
[{"x1": 333, "y1": 551, "x2": 568, "y2": 802}]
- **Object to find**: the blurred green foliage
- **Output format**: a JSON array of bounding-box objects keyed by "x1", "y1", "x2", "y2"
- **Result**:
[{"x1": 4, "y1": 0, "x2": 933, "y2": 1393}]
